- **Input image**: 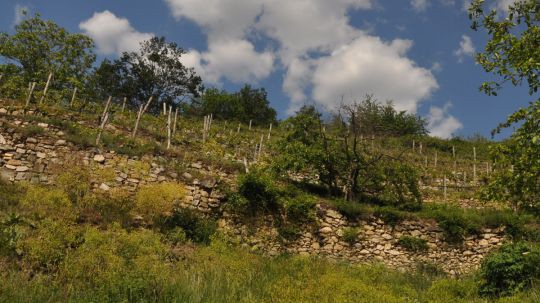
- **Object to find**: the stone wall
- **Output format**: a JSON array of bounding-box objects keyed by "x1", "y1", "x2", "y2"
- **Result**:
[{"x1": 0, "y1": 109, "x2": 505, "y2": 275}]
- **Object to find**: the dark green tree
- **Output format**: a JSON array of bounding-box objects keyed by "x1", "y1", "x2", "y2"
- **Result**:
[
  {"x1": 470, "y1": 0, "x2": 539, "y2": 211},
  {"x1": 0, "y1": 13, "x2": 95, "y2": 100},
  {"x1": 103, "y1": 36, "x2": 203, "y2": 112}
]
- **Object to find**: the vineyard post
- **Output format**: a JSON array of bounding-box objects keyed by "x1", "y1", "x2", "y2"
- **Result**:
[
  {"x1": 38, "y1": 72, "x2": 53, "y2": 105},
  {"x1": 25, "y1": 82, "x2": 36, "y2": 109},
  {"x1": 70, "y1": 88, "x2": 77, "y2": 108}
]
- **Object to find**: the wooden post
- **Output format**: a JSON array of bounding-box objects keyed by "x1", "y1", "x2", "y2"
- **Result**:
[
  {"x1": 237, "y1": 123, "x2": 241, "y2": 134},
  {"x1": 166, "y1": 105, "x2": 172, "y2": 149},
  {"x1": 424, "y1": 156, "x2": 428, "y2": 168},
  {"x1": 268, "y1": 123, "x2": 272, "y2": 140},
  {"x1": 243, "y1": 157, "x2": 249, "y2": 173},
  {"x1": 412, "y1": 140, "x2": 415, "y2": 152},
  {"x1": 162, "y1": 102, "x2": 167, "y2": 116},
  {"x1": 70, "y1": 88, "x2": 78, "y2": 108},
  {"x1": 443, "y1": 174, "x2": 447, "y2": 201},
  {"x1": 258, "y1": 135, "x2": 264, "y2": 160},
  {"x1": 249, "y1": 120, "x2": 252, "y2": 130},
  {"x1": 25, "y1": 82, "x2": 36, "y2": 109},
  {"x1": 203, "y1": 115, "x2": 208, "y2": 142},
  {"x1": 132, "y1": 96, "x2": 153, "y2": 138},
  {"x1": 173, "y1": 108, "x2": 178, "y2": 135},
  {"x1": 121, "y1": 97, "x2": 127, "y2": 112},
  {"x1": 96, "y1": 96, "x2": 112, "y2": 146},
  {"x1": 419, "y1": 142, "x2": 423, "y2": 155},
  {"x1": 371, "y1": 135, "x2": 375, "y2": 149},
  {"x1": 434, "y1": 151, "x2": 438, "y2": 168},
  {"x1": 39, "y1": 72, "x2": 53, "y2": 105},
  {"x1": 473, "y1": 147, "x2": 477, "y2": 183},
  {"x1": 452, "y1": 146, "x2": 456, "y2": 172}
]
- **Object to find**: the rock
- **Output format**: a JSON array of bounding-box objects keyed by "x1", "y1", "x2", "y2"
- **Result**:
[
  {"x1": 0, "y1": 108, "x2": 7, "y2": 114},
  {"x1": 200, "y1": 177, "x2": 217, "y2": 189},
  {"x1": 319, "y1": 227, "x2": 333, "y2": 234},
  {"x1": 93, "y1": 154, "x2": 106, "y2": 163},
  {"x1": 7, "y1": 159, "x2": 22, "y2": 166},
  {"x1": 311, "y1": 242, "x2": 320, "y2": 250},
  {"x1": 360, "y1": 249, "x2": 370, "y2": 254},
  {"x1": 191, "y1": 162, "x2": 203, "y2": 169},
  {"x1": 382, "y1": 234, "x2": 393, "y2": 240},
  {"x1": 479, "y1": 239, "x2": 489, "y2": 247},
  {"x1": 99, "y1": 183, "x2": 111, "y2": 191},
  {"x1": 37, "y1": 123, "x2": 49, "y2": 128},
  {"x1": 182, "y1": 172, "x2": 193, "y2": 180},
  {"x1": 16, "y1": 166, "x2": 29, "y2": 172},
  {"x1": 36, "y1": 152, "x2": 46, "y2": 159},
  {"x1": 389, "y1": 250, "x2": 401, "y2": 256},
  {"x1": 0, "y1": 134, "x2": 6, "y2": 145},
  {"x1": 55, "y1": 139, "x2": 66, "y2": 146},
  {"x1": 26, "y1": 137, "x2": 38, "y2": 143}
]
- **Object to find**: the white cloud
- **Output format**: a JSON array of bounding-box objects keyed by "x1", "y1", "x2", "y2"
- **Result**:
[
  {"x1": 183, "y1": 39, "x2": 274, "y2": 85},
  {"x1": 411, "y1": 0, "x2": 429, "y2": 12},
  {"x1": 311, "y1": 37, "x2": 438, "y2": 113},
  {"x1": 431, "y1": 62, "x2": 443, "y2": 73},
  {"x1": 454, "y1": 35, "x2": 475, "y2": 62},
  {"x1": 164, "y1": 0, "x2": 438, "y2": 115},
  {"x1": 496, "y1": 0, "x2": 520, "y2": 13},
  {"x1": 79, "y1": 10, "x2": 153, "y2": 55},
  {"x1": 13, "y1": 4, "x2": 29, "y2": 26},
  {"x1": 427, "y1": 102, "x2": 463, "y2": 139}
]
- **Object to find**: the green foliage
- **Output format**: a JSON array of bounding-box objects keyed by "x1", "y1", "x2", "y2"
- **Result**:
[
  {"x1": 93, "y1": 36, "x2": 203, "y2": 112},
  {"x1": 342, "y1": 227, "x2": 360, "y2": 245},
  {"x1": 398, "y1": 236, "x2": 429, "y2": 252},
  {"x1": 191, "y1": 85, "x2": 277, "y2": 125},
  {"x1": 163, "y1": 207, "x2": 217, "y2": 244},
  {"x1": 374, "y1": 207, "x2": 408, "y2": 227},
  {"x1": 233, "y1": 170, "x2": 280, "y2": 213},
  {"x1": 18, "y1": 125, "x2": 44, "y2": 138},
  {"x1": 19, "y1": 184, "x2": 73, "y2": 221},
  {"x1": 20, "y1": 219, "x2": 83, "y2": 271},
  {"x1": 134, "y1": 182, "x2": 185, "y2": 224},
  {"x1": 423, "y1": 205, "x2": 481, "y2": 243},
  {"x1": 57, "y1": 167, "x2": 91, "y2": 204},
  {"x1": 331, "y1": 199, "x2": 370, "y2": 220},
  {"x1": 282, "y1": 193, "x2": 316, "y2": 223},
  {"x1": 469, "y1": 0, "x2": 539, "y2": 96},
  {"x1": 79, "y1": 189, "x2": 134, "y2": 226},
  {"x1": 469, "y1": 0, "x2": 540, "y2": 212},
  {"x1": 479, "y1": 242, "x2": 540, "y2": 297},
  {"x1": 0, "y1": 213, "x2": 32, "y2": 257},
  {"x1": 349, "y1": 95, "x2": 427, "y2": 136},
  {"x1": 164, "y1": 227, "x2": 188, "y2": 245},
  {"x1": 0, "y1": 13, "x2": 95, "y2": 100}
]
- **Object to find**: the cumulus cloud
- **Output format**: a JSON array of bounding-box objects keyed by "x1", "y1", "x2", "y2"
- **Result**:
[
  {"x1": 411, "y1": 0, "x2": 429, "y2": 12},
  {"x1": 183, "y1": 39, "x2": 274, "y2": 85},
  {"x1": 311, "y1": 37, "x2": 438, "y2": 113},
  {"x1": 164, "y1": 0, "x2": 438, "y2": 114},
  {"x1": 427, "y1": 102, "x2": 463, "y2": 139},
  {"x1": 454, "y1": 35, "x2": 475, "y2": 62},
  {"x1": 13, "y1": 4, "x2": 29, "y2": 26},
  {"x1": 79, "y1": 10, "x2": 153, "y2": 55}
]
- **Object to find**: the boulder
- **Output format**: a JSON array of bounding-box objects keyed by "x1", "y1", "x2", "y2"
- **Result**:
[{"x1": 93, "y1": 154, "x2": 106, "y2": 163}]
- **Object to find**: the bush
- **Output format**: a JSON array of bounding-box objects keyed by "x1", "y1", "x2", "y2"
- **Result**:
[
  {"x1": 422, "y1": 205, "x2": 481, "y2": 243},
  {"x1": 19, "y1": 185, "x2": 73, "y2": 221},
  {"x1": 398, "y1": 236, "x2": 428, "y2": 252},
  {"x1": 283, "y1": 194, "x2": 316, "y2": 223},
  {"x1": 79, "y1": 189, "x2": 134, "y2": 226},
  {"x1": 234, "y1": 170, "x2": 279, "y2": 213},
  {"x1": 332, "y1": 199, "x2": 369, "y2": 220},
  {"x1": 479, "y1": 242, "x2": 540, "y2": 297},
  {"x1": 374, "y1": 207, "x2": 407, "y2": 227},
  {"x1": 20, "y1": 219, "x2": 83, "y2": 271},
  {"x1": 163, "y1": 208, "x2": 216, "y2": 244},
  {"x1": 57, "y1": 166, "x2": 91, "y2": 204},
  {"x1": 19, "y1": 125, "x2": 44, "y2": 138},
  {"x1": 342, "y1": 227, "x2": 360, "y2": 245},
  {"x1": 134, "y1": 182, "x2": 185, "y2": 224},
  {"x1": 164, "y1": 227, "x2": 188, "y2": 245}
]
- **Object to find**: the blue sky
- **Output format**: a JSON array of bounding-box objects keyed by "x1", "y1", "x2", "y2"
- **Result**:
[{"x1": 0, "y1": 0, "x2": 532, "y2": 139}]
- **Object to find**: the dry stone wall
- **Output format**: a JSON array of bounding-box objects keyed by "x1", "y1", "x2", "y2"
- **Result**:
[{"x1": 0, "y1": 109, "x2": 504, "y2": 275}]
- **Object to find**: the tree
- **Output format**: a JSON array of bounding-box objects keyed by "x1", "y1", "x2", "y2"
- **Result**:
[
  {"x1": 0, "y1": 13, "x2": 95, "y2": 100},
  {"x1": 272, "y1": 102, "x2": 421, "y2": 207},
  {"x1": 105, "y1": 36, "x2": 203, "y2": 112},
  {"x1": 469, "y1": 0, "x2": 539, "y2": 211},
  {"x1": 190, "y1": 84, "x2": 277, "y2": 125}
]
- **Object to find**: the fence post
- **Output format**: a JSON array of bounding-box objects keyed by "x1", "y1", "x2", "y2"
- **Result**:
[
  {"x1": 70, "y1": 88, "x2": 78, "y2": 108},
  {"x1": 268, "y1": 123, "x2": 272, "y2": 140},
  {"x1": 25, "y1": 82, "x2": 36, "y2": 109},
  {"x1": 473, "y1": 147, "x2": 477, "y2": 183},
  {"x1": 39, "y1": 72, "x2": 53, "y2": 105},
  {"x1": 96, "y1": 96, "x2": 112, "y2": 146}
]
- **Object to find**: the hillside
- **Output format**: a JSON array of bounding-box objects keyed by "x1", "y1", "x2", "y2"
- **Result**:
[{"x1": 0, "y1": 97, "x2": 538, "y2": 302}]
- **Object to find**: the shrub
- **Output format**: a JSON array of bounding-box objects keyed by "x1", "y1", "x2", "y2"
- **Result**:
[
  {"x1": 398, "y1": 236, "x2": 428, "y2": 252},
  {"x1": 163, "y1": 208, "x2": 216, "y2": 244},
  {"x1": 0, "y1": 213, "x2": 32, "y2": 257},
  {"x1": 164, "y1": 227, "x2": 188, "y2": 245},
  {"x1": 20, "y1": 219, "x2": 83, "y2": 271},
  {"x1": 19, "y1": 185, "x2": 73, "y2": 221},
  {"x1": 134, "y1": 182, "x2": 185, "y2": 224},
  {"x1": 277, "y1": 223, "x2": 302, "y2": 241},
  {"x1": 20, "y1": 125, "x2": 44, "y2": 138},
  {"x1": 235, "y1": 170, "x2": 279, "y2": 213},
  {"x1": 79, "y1": 189, "x2": 134, "y2": 226},
  {"x1": 332, "y1": 199, "x2": 369, "y2": 220},
  {"x1": 479, "y1": 242, "x2": 540, "y2": 297},
  {"x1": 422, "y1": 205, "x2": 481, "y2": 244},
  {"x1": 57, "y1": 166, "x2": 91, "y2": 204},
  {"x1": 342, "y1": 227, "x2": 360, "y2": 245},
  {"x1": 283, "y1": 194, "x2": 316, "y2": 223},
  {"x1": 374, "y1": 207, "x2": 407, "y2": 227}
]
